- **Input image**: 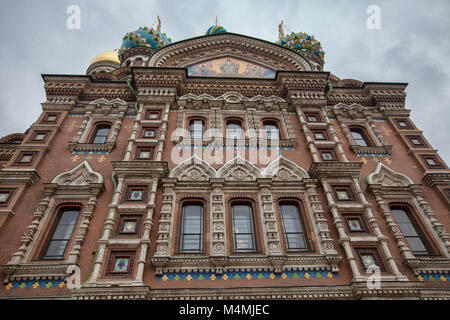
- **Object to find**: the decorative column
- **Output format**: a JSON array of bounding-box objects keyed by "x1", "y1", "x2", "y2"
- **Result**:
[
  {"x1": 124, "y1": 103, "x2": 143, "y2": 160},
  {"x1": 210, "y1": 179, "x2": 227, "y2": 256},
  {"x1": 296, "y1": 106, "x2": 320, "y2": 162},
  {"x1": 156, "y1": 103, "x2": 170, "y2": 161},
  {"x1": 153, "y1": 179, "x2": 176, "y2": 257},
  {"x1": 259, "y1": 184, "x2": 282, "y2": 255}
]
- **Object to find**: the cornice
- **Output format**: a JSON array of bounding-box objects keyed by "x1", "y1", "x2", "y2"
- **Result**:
[{"x1": 308, "y1": 162, "x2": 363, "y2": 179}]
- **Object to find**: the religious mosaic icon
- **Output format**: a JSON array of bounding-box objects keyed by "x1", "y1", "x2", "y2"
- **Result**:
[
  {"x1": 0, "y1": 193, "x2": 9, "y2": 202},
  {"x1": 122, "y1": 221, "x2": 137, "y2": 233},
  {"x1": 361, "y1": 254, "x2": 376, "y2": 269},
  {"x1": 20, "y1": 155, "x2": 33, "y2": 163},
  {"x1": 130, "y1": 190, "x2": 143, "y2": 200},
  {"x1": 347, "y1": 218, "x2": 363, "y2": 231},
  {"x1": 113, "y1": 257, "x2": 129, "y2": 272},
  {"x1": 336, "y1": 191, "x2": 349, "y2": 200}
]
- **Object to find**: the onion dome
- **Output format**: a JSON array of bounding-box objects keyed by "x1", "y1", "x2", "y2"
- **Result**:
[
  {"x1": 89, "y1": 50, "x2": 120, "y2": 66},
  {"x1": 205, "y1": 25, "x2": 227, "y2": 35},
  {"x1": 118, "y1": 27, "x2": 172, "y2": 59},
  {"x1": 277, "y1": 31, "x2": 325, "y2": 62}
]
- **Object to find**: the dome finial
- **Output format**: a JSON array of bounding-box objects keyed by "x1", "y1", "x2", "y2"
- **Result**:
[
  {"x1": 278, "y1": 20, "x2": 285, "y2": 41},
  {"x1": 157, "y1": 15, "x2": 161, "y2": 32},
  {"x1": 215, "y1": 16, "x2": 219, "y2": 26}
]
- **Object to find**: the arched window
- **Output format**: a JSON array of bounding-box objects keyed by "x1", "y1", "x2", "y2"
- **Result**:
[
  {"x1": 279, "y1": 202, "x2": 308, "y2": 251},
  {"x1": 390, "y1": 206, "x2": 430, "y2": 255},
  {"x1": 91, "y1": 124, "x2": 111, "y2": 144},
  {"x1": 231, "y1": 203, "x2": 256, "y2": 252},
  {"x1": 179, "y1": 203, "x2": 204, "y2": 253},
  {"x1": 189, "y1": 119, "x2": 204, "y2": 139},
  {"x1": 263, "y1": 120, "x2": 280, "y2": 140},
  {"x1": 226, "y1": 120, "x2": 244, "y2": 139},
  {"x1": 350, "y1": 127, "x2": 371, "y2": 147},
  {"x1": 42, "y1": 207, "x2": 80, "y2": 260}
]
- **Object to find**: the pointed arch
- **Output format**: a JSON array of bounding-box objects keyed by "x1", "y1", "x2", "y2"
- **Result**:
[
  {"x1": 367, "y1": 162, "x2": 414, "y2": 187},
  {"x1": 51, "y1": 160, "x2": 104, "y2": 186},
  {"x1": 262, "y1": 156, "x2": 309, "y2": 181},
  {"x1": 217, "y1": 155, "x2": 261, "y2": 181},
  {"x1": 170, "y1": 155, "x2": 217, "y2": 181}
]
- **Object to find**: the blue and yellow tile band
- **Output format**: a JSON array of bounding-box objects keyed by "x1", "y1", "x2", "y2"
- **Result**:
[
  {"x1": 5, "y1": 280, "x2": 66, "y2": 290},
  {"x1": 157, "y1": 270, "x2": 338, "y2": 282},
  {"x1": 417, "y1": 273, "x2": 450, "y2": 282}
]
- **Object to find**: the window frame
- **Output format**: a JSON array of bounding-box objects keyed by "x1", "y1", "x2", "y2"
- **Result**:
[
  {"x1": 90, "y1": 124, "x2": 111, "y2": 144},
  {"x1": 0, "y1": 188, "x2": 16, "y2": 207},
  {"x1": 106, "y1": 251, "x2": 136, "y2": 277},
  {"x1": 393, "y1": 118, "x2": 414, "y2": 130},
  {"x1": 141, "y1": 127, "x2": 159, "y2": 139},
  {"x1": 124, "y1": 185, "x2": 148, "y2": 203},
  {"x1": 225, "y1": 119, "x2": 244, "y2": 140},
  {"x1": 311, "y1": 129, "x2": 329, "y2": 141},
  {"x1": 135, "y1": 146, "x2": 155, "y2": 160},
  {"x1": 420, "y1": 154, "x2": 445, "y2": 169},
  {"x1": 355, "y1": 247, "x2": 387, "y2": 273},
  {"x1": 116, "y1": 215, "x2": 142, "y2": 236},
  {"x1": 318, "y1": 148, "x2": 338, "y2": 161},
  {"x1": 406, "y1": 135, "x2": 427, "y2": 148},
  {"x1": 332, "y1": 185, "x2": 357, "y2": 202},
  {"x1": 342, "y1": 213, "x2": 369, "y2": 234},
  {"x1": 40, "y1": 206, "x2": 81, "y2": 261},
  {"x1": 41, "y1": 112, "x2": 61, "y2": 123},
  {"x1": 231, "y1": 202, "x2": 258, "y2": 253},
  {"x1": 278, "y1": 201, "x2": 309, "y2": 252},
  {"x1": 262, "y1": 119, "x2": 281, "y2": 140},
  {"x1": 349, "y1": 126, "x2": 372, "y2": 147},
  {"x1": 304, "y1": 112, "x2": 322, "y2": 123},
  {"x1": 178, "y1": 202, "x2": 205, "y2": 254},
  {"x1": 389, "y1": 205, "x2": 433, "y2": 256},
  {"x1": 30, "y1": 130, "x2": 51, "y2": 143},
  {"x1": 188, "y1": 118, "x2": 205, "y2": 139},
  {"x1": 145, "y1": 110, "x2": 162, "y2": 120},
  {"x1": 13, "y1": 151, "x2": 38, "y2": 166}
]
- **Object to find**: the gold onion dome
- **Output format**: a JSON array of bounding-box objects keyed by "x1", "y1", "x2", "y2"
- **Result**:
[{"x1": 89, "y1": 50, "x2": 120, "y2": 66}]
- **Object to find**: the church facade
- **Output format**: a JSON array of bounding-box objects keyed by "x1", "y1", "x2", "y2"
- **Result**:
[{"x1": 0, "y1": 21, "x2": 449, "y2": 300}]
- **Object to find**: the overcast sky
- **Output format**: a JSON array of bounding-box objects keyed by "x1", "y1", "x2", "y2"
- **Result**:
[{"x1": 0, "y1": 0, "x2": 449, "y2": 163}]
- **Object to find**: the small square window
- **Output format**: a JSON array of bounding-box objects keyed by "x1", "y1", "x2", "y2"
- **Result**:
[
  {"x1": 136, "y1": 147, "x2": 154, "y2": 160},
  {"x1": 0, "y1": 189, "x2": 15, "y2": 206},
  {"x1": 125, "y1": 186, "x2": 147, "y2": 202},
  {"x1": 42, "y1": 113, "x2": 60, "y2": 123},
  {"x1": 420, "y1": 155, "x2": 444, "y2": 169},
  {"x1": 146, "y1": 111, "x2": 161, "y2": 120},
  {"x1": 31, "y1": 131, "x2": 50, "y2": 142},
  {"x1": 343, "y1": 214, "x2": 367, "y2": 233},
  {"x1": 393, "y1": 118, "x2": 413, "y2": 130},
  {"x1": 305, "y1": 113, "x2": 321, "y2": 123},
  {"x1": 319, "y1": 149, "x2": 337, "y2": 161},
  {"x1": 406, "y1": 135, "x2": 426, "y2": 147},
  {"x1": 116, "y1": 215, "x2": 142, "y2": 236},
  {"x1": 106, "y1": 251, "x2": 135, "y2": 277},
  {"x1": 312, "y1": 129, "x2": 328, "y2": 141},
  {"x1": 142, "y1": 128, "x2": 158, "y2": 138},
  {"x1": 355, "y1": 248, "x2": 386, "y2": 272},
  {"x1": 332, "y1": 185, "x2": 356, "y2": 202},
  {"x1": 14, "y1": 152, "x2": 37, "y2": 165}
]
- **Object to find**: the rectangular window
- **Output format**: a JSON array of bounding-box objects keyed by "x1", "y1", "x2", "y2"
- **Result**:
[
  {"x1": 343, "y1": 214, "x2": 367, "y2": 233},
  {"x1": 136, "y1": 147, "x2": 154, "y2": 160},
  {"x1": 332, "y1": 185, "x2": 356, "y2": 202},
  {"x1": 42, "y1": 112, "x2": 60, "y2": 123},
  {"x1": 391, "y1": 207, "x2": 430, "y2": 255},
  {"x1": 393, "y1": 118, "x2": 414, "y2": 130},
  {"x1": 14, "y1": 151, "x2": 37, "y2": 165},
  {"x1": 179, "y1": 204, "x2": 204, "y2": 253},
  {"x1": 42, "y1": 208, "x2": 80, "y2": 260},
  {"x1": 355, "y1": 247, "x2": 386, "y2": 272},
  {"x1": 312, "y1": 129, "x2": 329, "y2": 141},
  {"x1": 145, "y1": 110, "x2": 161, "y2": 120},
  {"x1": 318, "y1": 148, "x2": 338, "y2": 161},
  {"x1": 305, "y1": 113, "x2": 321, "y2": 123},
  {"x1": 141, "y1": 127, "x2": 158, "y2": 138},
  {"x1": 125, "y1": 186, "x2": 147, "y2": 202},
  {"x1": 280, "y1": 203, "x2": 308, "y2": 251},
  {"x1": 406, "y1": 135, "x2": 426, "y2": 147},
  {"x1": 0, "y1": 188, "x2": 15, "y2": 206},
  {"x1": 232, "y1": 204, "x2": 256, "y2": 253},
  {"x1": 106, "y1": 251, "x2": 136, "y2": 277},
  {"x1": 116, "y1": 215, "x2": 142, "y2": 236},
  {"x1": 420, "y1": 154, "x2": 444, "y2": 169},
  {"x1": 31, "y1": 131, "x2": 50, "y2": 142}
]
